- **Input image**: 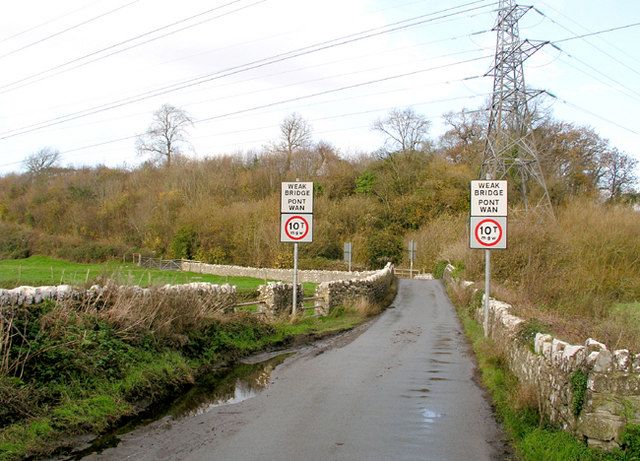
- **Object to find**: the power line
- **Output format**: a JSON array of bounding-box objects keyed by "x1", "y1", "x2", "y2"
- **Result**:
[
  {"x1": 146, "y1": 0, "x2": 494, "y2": 73},
  {"x1": 0, "y1": 54, "x2": 490, "y2": 140},
  {"x1": 539, "y1": 1, "x2": 640, "y2": 68},
  {"x1": 550, "y1": 44, "x2": 640, "y2": 102},
  {"x1": 1, "y1": 24, "x2": 491, "y2": 122},
  {"x1": 0, "y1": 0, "x2": 494, "y2": 96},
  {"x1": 1, "y1": 3, "x2": 491, "y2": 100},
  {"x1": 0, "y1": 0, "x2": 105, "y2": 44},
  {"x1": 0, "y1": 71, "x2": 489, "y2": 165},
  {"x1": 193, "y1": 59, "x2": 489, "y2": 124},
  {"x1": 552, "y1": 21, "x2": 640, "y2": 45},
  {"x1": 3, "y1": 37, "x2": 488, "y2": 133},
  {"x1": 185, "y1": 48, "x2": 488, "y2": 112},
  {"x1": 534, "y1": 6, "x2": 640, "y2": 77},
  {"x1": 0, "y1": 0, "x2": 263, "y2": 93},
  {"x1": 547, "y1": 92, "x2": 639, "y2": 136},
  {"x1": 10, "y1": 67, "x2": 490, "y2": 149},
  {"x1": 0, "y1": 3, "x2": 496, "y2": 138},
  {"x1": 0, "y1": 0, "x2": 142, "y2": 60},
  {"x1": 0, "y1": 0, "x2": 492, "y2": 94}
]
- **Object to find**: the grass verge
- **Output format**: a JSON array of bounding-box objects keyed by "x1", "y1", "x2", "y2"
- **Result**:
[{"x1": 448, "y1": 285, "x2": 640, "y2": 461}]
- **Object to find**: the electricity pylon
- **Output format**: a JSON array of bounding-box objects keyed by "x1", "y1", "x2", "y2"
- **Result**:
[{"x1": 481, "y1": 0, "x2": 553, "y2": 216}]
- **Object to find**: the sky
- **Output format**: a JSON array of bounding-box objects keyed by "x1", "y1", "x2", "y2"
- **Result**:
[{"x1": 0, "y1": 0, "x2": 638, "y2": 174}]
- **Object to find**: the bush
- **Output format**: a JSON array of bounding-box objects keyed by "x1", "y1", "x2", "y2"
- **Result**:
[
  {"x1": 620, "y1": 424, "x2": 640, "y2": 458},
  {"x1": 0, "y1": 223, "x2": 31, "y2": 259},
  {"x1": 55, "y1": 241, "x2": 125, "y2": 262},
  {"x1": 433, "y1": 260, "x2": 448, "y2": 279},
  {"x1": 570, "y1": 370, "x2": 588, "y2": 417},
  {"x1": 0, "y1": 377, "x2": 42, "y2": 427},
  {"x1": 516, "y1": 319, "x2": 551, "y2": 351},
  {"x1": 364, "y1": 229, "x2": 403, "y2": 269},
  {"x1": 169, "y1": 226, "x2": 199, "y2": 260}
]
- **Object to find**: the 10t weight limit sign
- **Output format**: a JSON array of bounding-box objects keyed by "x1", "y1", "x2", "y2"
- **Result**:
[
  {"x1": 281, "y1": 214, "x2": 313, "y2": 243},
  {"x1": 470, "y1": 216, "x2": 507, "y2": 249}
]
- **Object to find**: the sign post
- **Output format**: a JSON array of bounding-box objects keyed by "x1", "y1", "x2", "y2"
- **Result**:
[
  {"x1": 470, "y1": 179, "x2": 507, "y2": 337},
  {"x1": 344, "y1": 242, "x2": 352, "y2": 272},
  {"x1": 408, "y1": 240, "x2": 417, "y2": 278},
  {"x1": 281, "y1": 181, "x2": 314, "y2": 316}
]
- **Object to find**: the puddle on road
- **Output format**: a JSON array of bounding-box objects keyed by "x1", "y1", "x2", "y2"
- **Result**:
[
  {"x1": 167, "y1": 353, "x2": 292, "y2": 419},
  {"x1": 421, "y1": 408, "x2": 443, "y2": 427},
  {"x1": 60, "y1": 353, "x2": 292, "y2": 460}
]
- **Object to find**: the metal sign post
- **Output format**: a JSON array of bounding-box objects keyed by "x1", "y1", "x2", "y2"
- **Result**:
[
  {"x1": 344, "y1": 242, "x2": 352, "y2": 272},
  {"x1": 292, "y1": 243, "x2": 299, "y2": 316},
  {"x1": 469, "y1": 179, "x2": 507, "y2": 337},
  {"x1": 281, "y1": 181, "x2": 313, "y2": 317},
  {"x1": 408, "y1": 240, "x2": 417, "y2": 278},
  {"x1": 484, "y1": 249, "x2": 490, "y2": 335}
]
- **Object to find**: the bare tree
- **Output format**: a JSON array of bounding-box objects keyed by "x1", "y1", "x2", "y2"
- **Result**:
[
  {"x1": 372, "y1": 107, "x2": 431, "y2": 157},
  {"x1": 136, "y1": 104, "x2": 193, "y2": 167},
  {"x1": 24, "y1": 147, "x2": 61, "y2": 174},
  {"x1": 275, "y1": 113, "x2": 313, "y2": 171},
  {"x1": 439, "y1": 109, "x2": 485, "y2": 166},
  {"x1": 600, "y1": 148, "x2": 638, "y2": 199}
]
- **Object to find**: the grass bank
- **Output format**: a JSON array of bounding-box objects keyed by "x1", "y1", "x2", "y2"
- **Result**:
[
  {"x1": 448, "y1": 285, "x2": 640, "y2": 461},
  {"x1": 0, "y1": 278, "x2": 395, "y2": 460}
]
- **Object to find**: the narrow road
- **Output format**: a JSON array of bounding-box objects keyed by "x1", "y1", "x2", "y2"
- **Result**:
[{"x1": 88, "y1": 280, "x2": 508, "y2": 461}]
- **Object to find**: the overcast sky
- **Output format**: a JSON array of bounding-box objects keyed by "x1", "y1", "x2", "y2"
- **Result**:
[{"x1": 0, "y1": 0, "x2": 638, "y2": 174}]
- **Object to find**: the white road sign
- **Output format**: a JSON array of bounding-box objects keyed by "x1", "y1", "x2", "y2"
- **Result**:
[
  {"x1": 281, "y1": 182, "x2": 314, "y2": 213},
  {"x1": 470, "y1": 180, "x2": 508, "y2": 216},
  {"x1": 281, "y1": 214, "x2": 313, "y2": 243},
  {"x1": 470, "y1": 216, "x2": 507, "y2": 250}
]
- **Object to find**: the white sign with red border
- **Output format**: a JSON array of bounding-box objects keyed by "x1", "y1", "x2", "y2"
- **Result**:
[
  {"x1": 470, "y1": 216, "x2": 507, "y2": 249},
  {"x1": 280, "y1": 214, "x2": 313, "y2": 243},
  {"x1": 470, "y1": 180, "x2": 508, "y2": 217},
  {"x1": 281, "y1": 182, "x2": 314, "y2": 214}
]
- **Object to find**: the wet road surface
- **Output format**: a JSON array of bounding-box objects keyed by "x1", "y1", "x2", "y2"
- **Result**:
[{"x1": 85, "y1": 279, "x2": 508, "y2": 461}]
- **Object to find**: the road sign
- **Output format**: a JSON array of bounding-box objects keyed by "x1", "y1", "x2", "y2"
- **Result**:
[
  {"x1": 470, "y1": 180, "x2": 507, "y2": 216},
  {"x1": 343, "y1": 242, "x2": 352, "y2": 263},
  {"x1": 470, "y1": 216, "x2": 507, "y2": 249},
  {"x1": 281, "y1": 182, "x2": 314, "y2": 213},
  {"x1": 281, "y1": 214, "x2": 313, "y2": 243},
  {"x1": 408, "y1": 240, "x2": 417, "y2": 261},
  {"x1": 343, "y1": 242, "x2": 352, "y2": 271}
]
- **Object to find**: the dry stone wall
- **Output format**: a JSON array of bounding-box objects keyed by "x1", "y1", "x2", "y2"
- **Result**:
[
  {"x1": 254, "y1": 263, "x2": 395, "y2": 318},
  {"x1": 443, "y1": 264, "x2": 640, "y2": 450},
  {"x1": 181, "y1": 261, "x2": 377, "y2": 284},
  {"x1": 257, "y1": 283, "x2": 304, "y2": 319},
  {"x1": 0, "y1": 285, "x2": 77, "y2": 306},
  {"x1": 315, "y1": 263, "x2": 395, "y2": 316},
  {"x1": 0, "y1": 282, "x2": 237, "y2": 313}
]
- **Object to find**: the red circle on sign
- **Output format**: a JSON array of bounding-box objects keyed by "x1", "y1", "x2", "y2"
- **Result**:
[
  {"x1": 474, "y1": 218, "x2": 503, "y2": 247},
  {"x1": 284, "y1": 215, "x2": 310, "y2": 240}
]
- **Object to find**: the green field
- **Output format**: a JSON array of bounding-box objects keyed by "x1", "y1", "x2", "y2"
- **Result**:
[{"x1": 0, "y1": 256, "x2": 316, "y2": 298}]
